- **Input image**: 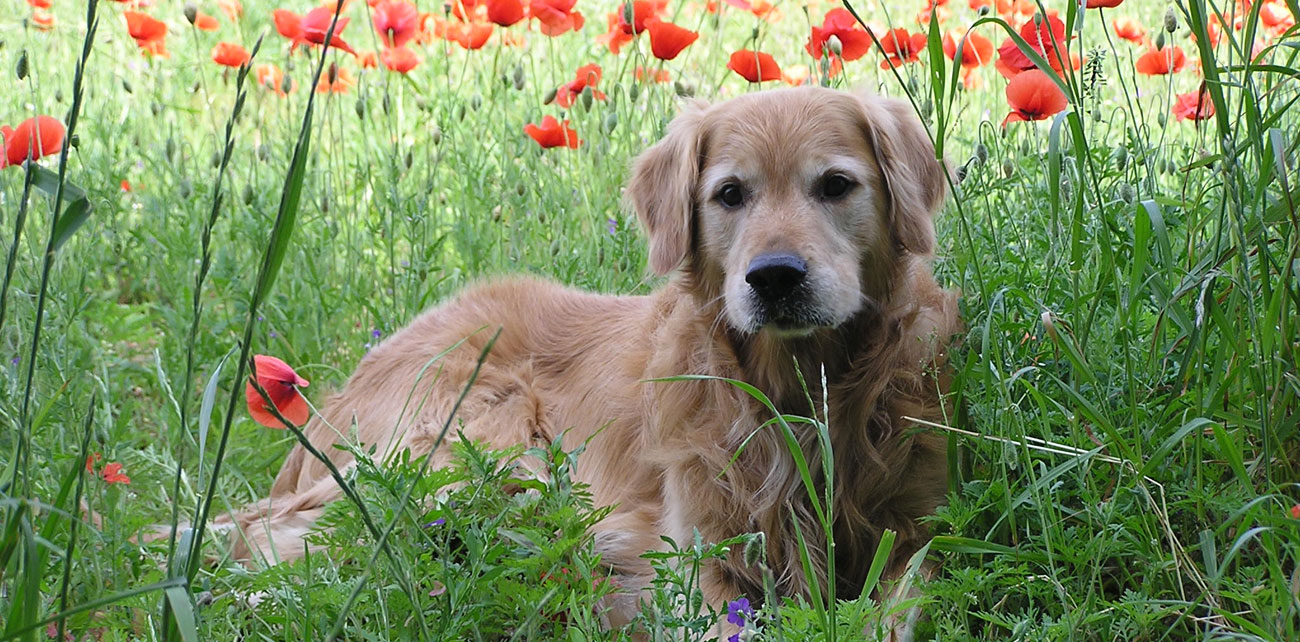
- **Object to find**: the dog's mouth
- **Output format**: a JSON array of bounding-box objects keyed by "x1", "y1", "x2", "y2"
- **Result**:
[{"x1": 750, "y1": 291, "x2": 835, "y2": 337}]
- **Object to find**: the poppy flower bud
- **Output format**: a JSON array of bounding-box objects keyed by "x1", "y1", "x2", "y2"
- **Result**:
[
  {"x1": 1111, "y1": 145, "x2": 1128, "y2": 169},
  {"x1": 955, "y1": 164, "x2": 968, "y2": 183},
  {"x1": 258, "y1": 143, "x2": 271, "y2": 161},
  {"x1": 920, "y1": 98, "x2": 933, "y2": 120},
  {"x1": 122, "y1": 78, "x2": 133, "y2": 94},
  {"x1": 515, "y1": 183, "x2": 526, "y2": 196},
  {"x1": 404, "y1": 149, "x2": 413, "y2": 169},
  {"x1": 1001, "y1": 157, "x2": 1014, "y2": 178},
  {"x1": 543, "y1": 87, "x2": 558, "y2": 105},
  {"x1": 280, "y1": 74, "x2": 293, "y2": 95},
  {"x1": 243, "y1": 184, "x2": 255, "y2": 205},
  {"x1": 179, "y1": 179, "x2": 193, "y2": 199},
  {"x1": 1164, "y1": 8, "x2": 1178, "y2": 33},
  {"x1": 166, "y1": 138, "x2": 177, "y2": 161},
  {"x1": 184, "y1": 2, "x2": 198, "y2": 25},
  {"x1": 355, "y1": 97, "x2": 366, "y2": 119},
  {"x1": 328, "y1": 62, "x2": 339, "y2": 85},
  {"x1": 1154, "y1": 31, "x2": 1165, "y2": 51},
  {"x1": 1040, "y1": 310, "x2": 1058, "y2": 342},
  {"x1": 621, "y1": 2, "x2": 635, "y2": 28},
  {"x1": 512, "y1": 64, "x2": 525, "y2": 91},
  {"x1": 431, "y1": 126, "x2": 442, "y2": 145},
  {"x1": 1060, "y1": 176, "x2": 1071, "y2": 202},
  {"x1": 1157, "y1": 113, "x2": 1166, "y2": 128},
  {"x1": 456, "y1": 103, "x2": 466, "y2": 121},
  {"x1": 579, "y1": 86, "x2": 593, "y2": 111},
  {"x1": 1118, "y1": 182, "x2": 1135, "y2": 204},
  {"x1": 827, "y1": 34, "x2": 843, "y2": 57},
  {"x1": 152, "y1": 101, "x2": 163, "y2": 116},
  {"x1": 977, "y1": 5, "x2": 990, "y2": 16},
  {"x1": 16, "y1": 51, "x2": 28, "y2": 80},
  {"x1": 974, "y1": 143, "x2": 988, "y2": 165},
  {"x1": 603, "y1": 111, "x2": 618, "y2": 133},
  {"x1": 629, "y1": 83, "x2": 640, "y2": 101},
  {"x1": 471, "y1": 93, "x2": 483, "y2": 111},
  {"x1": 742, "y1": 532, "x2": 766, "y2": 567},
  {"x1": 674, "y1": 80, "x2": 694, "y2": 98},
  {"x1": 211, "y1": 151, "x2": 222, "y2": 168},
  {"x1": 383, "y1": 92, "x2": 392, "y2": 115}
]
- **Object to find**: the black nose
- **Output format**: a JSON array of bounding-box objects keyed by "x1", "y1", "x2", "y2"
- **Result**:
[{"x1": 746, "y1": 253, "x2": 808, "y2": 300}]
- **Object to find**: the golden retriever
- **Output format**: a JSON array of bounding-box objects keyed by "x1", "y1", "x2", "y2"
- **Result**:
[{"x1": 224, "y1": 86, "x2": 959, "y2": 631}]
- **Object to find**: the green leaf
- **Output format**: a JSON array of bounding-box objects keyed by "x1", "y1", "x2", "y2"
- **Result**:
[{"x1": 27, "y1": 165, "x2": 92, "y2": 253}]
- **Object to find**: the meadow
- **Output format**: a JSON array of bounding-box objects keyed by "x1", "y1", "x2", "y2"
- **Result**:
[{"x1": 2, "y1": 0, "x2": 1298, "y2": 639}]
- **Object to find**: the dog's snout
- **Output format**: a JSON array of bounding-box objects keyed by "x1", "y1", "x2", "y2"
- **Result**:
[{"x1": 745, "y1": 253, "x2": 808, "y2": 300}]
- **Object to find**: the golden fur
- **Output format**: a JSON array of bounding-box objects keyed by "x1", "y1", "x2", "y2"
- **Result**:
[{"x1": 221, "y1": 86, "x2": 960, "y2": 628}]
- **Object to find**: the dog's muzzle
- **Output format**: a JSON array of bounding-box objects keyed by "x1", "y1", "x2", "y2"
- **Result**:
[{"x1": 745, "y1": 253, "x2": 827, "y2": 333}]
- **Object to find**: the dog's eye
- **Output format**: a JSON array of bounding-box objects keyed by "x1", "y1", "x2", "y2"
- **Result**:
[
  {"x1": 717, "y1": 183, "x2": 745, "y2": 209},
  {"x1": 820, "y1": 174, "x2": 855, "y2": 200}
]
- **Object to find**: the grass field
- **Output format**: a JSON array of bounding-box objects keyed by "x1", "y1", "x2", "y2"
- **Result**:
[{"x1": 2, "y1": 0, "x2": 1299, "y2": 639}]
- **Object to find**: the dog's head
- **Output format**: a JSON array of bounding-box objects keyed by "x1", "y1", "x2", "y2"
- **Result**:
[{"x1": 627, "y1": 87, "x2": 947, "y2": 337}]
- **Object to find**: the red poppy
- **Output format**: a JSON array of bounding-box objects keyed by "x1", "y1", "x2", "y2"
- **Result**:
[
  {"x1": 531, "y1": 0, "x2": 584, "y2": 36},
  {"x1": 1085, "y1": 0, "x2": 1122, "y2": 7},
  {"x1": 85, "y1": 452, "x2": 102, "y2": 473},
  {"x1": 617, "y1": 0, "x2": 657, "y2": 34},
  {"x1": 996, "y1": 13, "x2": 1076, "y2": 78},
  {"x1": 484, "y1": 0, "x2": 526, "y2": 27},
  {"x1": 878, "y1": 28, "x2": 927, "y2": 69},
  {"x1": 1002, "y1": 69, "x2": 1067, "y2": 127},
  {"x1": 316, "y1": 64, "x2": 354, "y2": 93},
  {"x1": 212, "y1": 41, "x2": 251, "y2": 67},
  {"x1": 246, "y1": 355, "x2": 311, "y2": 429},
  {"x1": 448, "y1": 0, "x2": 487, "y2": 22},
  {"x1": 124, "y1": 10, "x2": 169, "y2": 57},
  {"x1": 1112, "y1": 16, "x2": 1146, "y2": 43},
  {"x1": 1291, "y1": 504, "x2": 1300, "y2": 520},
  {"x1": 645, "y1": 19, "x2": 697, "y2": 61},
  {"x1": 806, "y1": 8, "x2": 872, "y2": 61},
  {"x1": 2, "y1": 115, "x2": 65, "y2": 168},
  {"x1": 381, "y1": 45, "x2": 420, "y2": 72},
  {"x1": 218, "y1": 0, "x2": 243, "y2": 21},
  {"x1": 524, "y1": 115, "x2": 580, "y2": 149},
  {"x1": 193, "y1": 10, "x2": 220, "y2": 30},
  {"x1": 31, "y1": 8, "x2": 55, "y2": 30},
  {"x1": 257, "y1": 63, "x2": 295, "y2": 96},
  {"x1": 554, "y1": 63, "x2": 606, "y2": 108},
  {"x1": 596, "y1": 12, "x2": 635, "y2": 53},
  {"x1": 727, "y1": 50, "x2": 781, "y2": 83},
  {"x1": 447, "y1": 22, "x2": 493, "y2": 49},
  {"x1": 272, "y1": 9, "x2": 311, "y2": 50},
  {"x1": 373, "y1": 0, "x2": 419, "y2": 48},
  {"x1": 301, "y1": 5, "x2": 357, "y2": 55},
  {"x1": 635, "y1": 66, "x2": 671, "y2": 83},
  {"x1": 1261, "y1": 1, "x2": 1295, "y2": 34},
  {"x1": 27, "y1": 0, "x2": 52, "y2": 8},
  {"x1": 1135, "y1": 46, "x2": 1186, "y2": 75},
  {"x1": 1171, "y1": 90, "x2": 1214, "y2": 121},
  {"x1": 101, "y1": 462, "x2": 131, "y2": 485},
  {"x1": 942, "y1": 29, "x2": 993, "y2": 68}
]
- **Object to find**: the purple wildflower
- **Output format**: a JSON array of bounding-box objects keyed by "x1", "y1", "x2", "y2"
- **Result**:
[
  {"x1": 372, "y1": 328, "x2": 382, "y2": 339},
  {"x1": 607, "y1": 218, "x2": 617, "y2": 235},
  {"x1": 726, "y1": 597, "x2": 753, "y2": 642}
]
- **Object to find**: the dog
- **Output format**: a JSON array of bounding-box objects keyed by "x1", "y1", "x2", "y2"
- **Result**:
[{"x1": 223, "y1": 86, "x2": 960, "y2": 631}]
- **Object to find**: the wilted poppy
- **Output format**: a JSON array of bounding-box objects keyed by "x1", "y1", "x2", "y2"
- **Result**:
[
  {"x1": 101, "y1": 462, "x2": 131, "y2": 485},
  {"x1": 1135, "y1": 46, "x2": 1186, "y2": 74},
  {"x1": 1171, "y1": 90, "x2": 1214, "y2": 121},
  {"x1": 124, "y1": 10, "x2": 169, "y2": 57},
  {"x1": 524, "y1": 115, "x2": 580, "y2": 149},
  {"x1": 381, "y1": 45, "x2": 420, "y2": 73},
  {"x1": 531, "y1": 0, "x2": 583, "y2": 36},
  {"x1": 1002, "y1": 68, "x2": 1068, "y2": 126},
  {"x1": 727, "y1": 50, "x2": 781, "y2": 83},
  {"x1": 193, "y1": 10, "x2": 220, "y2": 30},
  {"x1": 806, "y1": 8, "x2": 871, "y2": 61},
  {"x1": 645, "y1": 19, "x2": 697, "y2": 61},
  {"x1": 878, "y1": 28, "x2": 927, "y2": 69},
  {"x1": 246, "y1": 355, "x2": 311, "y2": 429},
  {"x1": 301, "y1": 5, "x2": 357, "y2": 55},
  {"x1": 212, "y1": 41, "x2": 251, "y2": 67},
  {"x1": 373, "y1": 0, "x2": 419, "y2": 48},
  {"x1": 484, "y1": 0, "x2": 526, "y2": 27},
  {"x1": 1112, "y1": 16, "x2": 1146, "y2": 43},
  {"x1": 2, "y1": 115, "x2": 65, "y2": 168}
]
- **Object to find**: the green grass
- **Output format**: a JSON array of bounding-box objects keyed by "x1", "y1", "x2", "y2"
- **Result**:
[{"x1": 2, "y1": 0, "x2": 1299, "y2": 639}]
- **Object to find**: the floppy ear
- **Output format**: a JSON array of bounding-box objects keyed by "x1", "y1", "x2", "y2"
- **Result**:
[
  {"x1": 625, "y1": 101, "x2": 708, "y2": 276},
  {"x1": 860, "y1": 94, "x2": 949, "y2": 256}
]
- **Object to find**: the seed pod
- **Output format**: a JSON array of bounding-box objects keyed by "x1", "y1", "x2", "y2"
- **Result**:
[
  {"x1": 16, "y1": 50, "x2": 28, "y2": 80},
  {"x1": 184, "y1": 2, "x2": 198, "y2": 25},
  {"x1": 1164, "y1": 8, "x2": 1178, "y2": 33}
]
